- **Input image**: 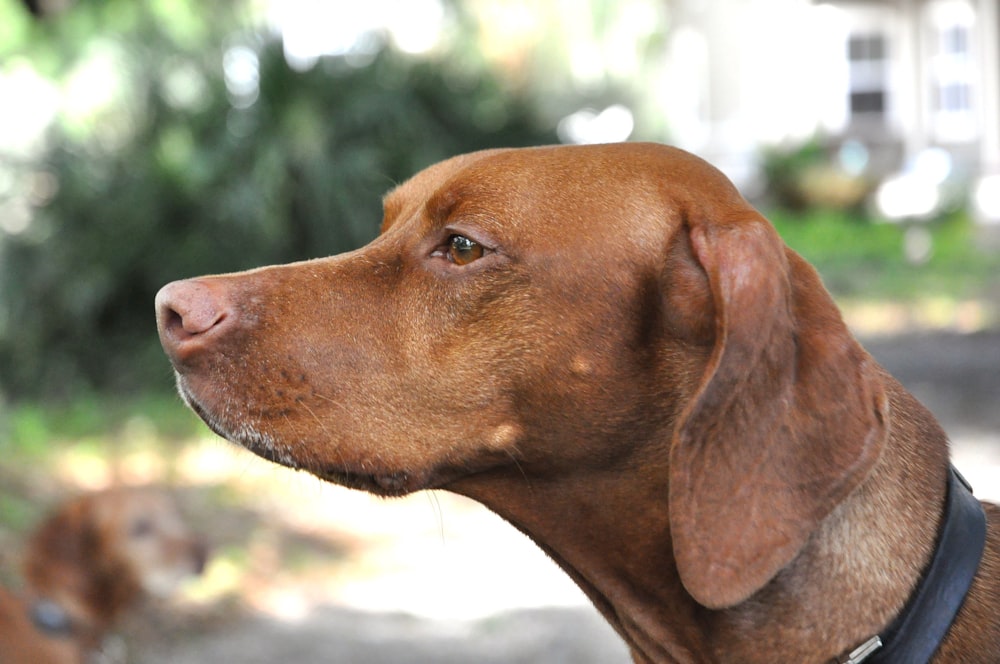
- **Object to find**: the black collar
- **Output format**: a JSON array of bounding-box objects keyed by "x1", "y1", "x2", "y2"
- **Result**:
[{"x1": 844, "y1": 464, "x2": 987, "y2": 664}]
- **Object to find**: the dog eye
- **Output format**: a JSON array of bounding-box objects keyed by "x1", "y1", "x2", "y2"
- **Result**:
[{"x1": 447, "y1": 235, "x2": 484, "y2": 265}]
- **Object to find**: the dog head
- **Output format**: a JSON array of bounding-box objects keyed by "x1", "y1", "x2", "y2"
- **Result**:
[
  {"x1": 24, "y1": 487, "x2": 207, "y2": 629},
  {"x1": 156, "y1": 143, "x2": 886, "y2": 609}
]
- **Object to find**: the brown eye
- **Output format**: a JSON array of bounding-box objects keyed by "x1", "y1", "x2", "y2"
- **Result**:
[{"x1": 447, "y1": 235, "x2": 484, "y2": 265}]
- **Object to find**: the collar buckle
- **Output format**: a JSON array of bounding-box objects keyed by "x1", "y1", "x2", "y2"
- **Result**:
[{"x1": 842, "y1": 635, "x2": 882, "y2": 664}]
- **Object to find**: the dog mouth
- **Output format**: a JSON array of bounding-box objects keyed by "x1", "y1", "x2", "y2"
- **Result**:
[
  {"x1": 317, "y1": 468, "x2": 420, "y2": 496},
  {"x1": 177, "y1": 377, "x2": 301, "y2": 467},
  {"x1": 175, "y1": 375, "x2": 438, "y2": 496}
]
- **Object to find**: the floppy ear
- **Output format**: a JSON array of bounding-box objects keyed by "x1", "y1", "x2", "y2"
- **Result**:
[
  {"x1": 24, "y1": 495, "x2": 142, "y2": 625},
  {"x1": 668, "y1": 215, "x2": 887, "y2": 609}
]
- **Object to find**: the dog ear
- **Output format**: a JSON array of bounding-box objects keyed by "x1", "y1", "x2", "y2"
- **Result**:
[
  {"x1": 24, "y1": 498, "x2": 94, "y2": 596},
  {"x1": 668, "y1": 215, "x2": 887, "y2": 609},
  {"x1": 24, "y1": 494, "x2": 142, "y2": 626}
]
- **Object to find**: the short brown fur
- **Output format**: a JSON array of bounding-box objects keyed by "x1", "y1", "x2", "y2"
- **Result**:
[{"x1": 156, "y1": 143, "x2": 999, "y2": 663}]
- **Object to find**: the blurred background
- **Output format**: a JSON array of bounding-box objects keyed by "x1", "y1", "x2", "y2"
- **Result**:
[{"x1": 0, "y1": 0, "x2": 998, "y2": 661}]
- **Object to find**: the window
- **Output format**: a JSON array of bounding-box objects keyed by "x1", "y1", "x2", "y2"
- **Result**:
[
  {"x1": 932, "y1": 22, "x2": 973, "y2": 115},
  {"x1": 847, "y1": 33, "x2": 890, "y2": 121},
  {"x1": 928, "y1": 0, "x2": 976, "y2": 141},
  {"x1": 940, "y1": 24, "x2": 968, "y2": 55},
  {"x1": 936, "y1": 82, "x2": 971, "y2": 113}
]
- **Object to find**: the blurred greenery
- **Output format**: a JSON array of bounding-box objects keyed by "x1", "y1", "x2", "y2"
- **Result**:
[
  {"x1": 5, "y1": 391, "x2": 202, "y2": 459},
  {"x1": 769, "y1": 208, "x2": 1000, "y2": 299},
  {"x1": 0, "y1": 0, "x2": 557, "y2": 399},
  {"x1": 0, "y1": 0, "x2": 997, "y2": 405},
  {"x1": 760, "y1": 138, "x2": 832, "y2": 211},
  {"x1": 760, "y1": 137, "x2": 884, "y2": 214}
]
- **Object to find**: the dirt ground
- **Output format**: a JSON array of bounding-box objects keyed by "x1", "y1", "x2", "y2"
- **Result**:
[
  {"x1": 100, "y1": 330, "x2": 1000, "y2": 663},
  {"x1": 141, "y1": 605, "x2": 630, "y2": 664}
]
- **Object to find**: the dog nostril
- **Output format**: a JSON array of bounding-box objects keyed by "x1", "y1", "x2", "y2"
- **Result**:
[
  {"x1": 171, "y1": 304, "x2": 225, "y2": 337},
  {"x1": 162, "y1": 306, "x2": 186, "y2": 336},
  {"x1": 155, "y1": 280, "x2": 231, "y2": 346}
]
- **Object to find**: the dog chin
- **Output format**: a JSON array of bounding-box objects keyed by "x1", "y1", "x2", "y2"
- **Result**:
[
  {"x1": 174, "y1": 374, "x2": 462, "y2": 498},
  {"x1": 316, "y1": 467, "x2": 425, "y2": 497},
  {"x1": 175, "y1": 374, "x2": 303, "y2": 470}
]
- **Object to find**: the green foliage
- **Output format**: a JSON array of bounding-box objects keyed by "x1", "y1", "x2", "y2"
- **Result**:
[
  {"x1": 759, "y1": 138, "x2": 828, "y2": 209},
  {"x1": 2, "y1": 390, "x2": 202, "y2": 458},
  {"x1": 759, "y1": 138, "x2": 873, "y2": 212},
  {"x1": 0, "y1": 4, "x2": 555, "y2": 399},
  {"x1": 769, "y1": 208, "x2": 999, "y2": 299}
]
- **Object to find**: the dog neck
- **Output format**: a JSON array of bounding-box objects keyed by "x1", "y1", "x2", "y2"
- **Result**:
[
  {"x1": 452, "y1": 460, "x2": 716, "y2": 662},
  {"x1": 452, "y1": 421, "x2": 982, "y2": 662},
  {"x1": 841, "y1": 465, "x2": 986, "y2": 664}
]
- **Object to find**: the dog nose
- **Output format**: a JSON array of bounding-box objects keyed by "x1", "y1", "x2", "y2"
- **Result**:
[{"x1": 155, "y1": 279, "x2": 233, "y2": 360}]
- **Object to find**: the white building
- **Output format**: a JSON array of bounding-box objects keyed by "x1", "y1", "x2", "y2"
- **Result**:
[{"x1": 660, "y1": 0, "x2": 999, "y2": 216}]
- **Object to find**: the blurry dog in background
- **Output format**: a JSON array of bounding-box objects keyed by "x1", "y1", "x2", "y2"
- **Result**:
[{"x1": 0, "y1": 487, "x2": 207, "y2": 664}]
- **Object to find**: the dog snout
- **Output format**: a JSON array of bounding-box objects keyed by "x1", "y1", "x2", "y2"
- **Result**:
[{"x1": 155, "y1": 279, "x2": 234, "y2": 361}]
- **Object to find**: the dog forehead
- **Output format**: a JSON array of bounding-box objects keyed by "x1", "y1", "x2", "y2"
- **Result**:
[
  {"x1": 385, "y1": 143, "x2": 746, "y2": 230},
  {"x1": 429, "y1": 143, "x2": 672, "y2": 198},
  {"x1": 381, "y1": 149, "x2": 511, "y2": 225}
]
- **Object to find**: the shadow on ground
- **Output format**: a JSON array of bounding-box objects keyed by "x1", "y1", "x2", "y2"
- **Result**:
[{"x1": 144, "y1": 605, "x2": 630, "y2": 664}]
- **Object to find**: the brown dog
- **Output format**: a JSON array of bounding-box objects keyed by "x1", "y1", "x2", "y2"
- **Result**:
[
  {"x1": 0, "y1": 487, "x2": 207, "y2": 664},
  {"x1": 155, "y1": 143, "x2": 999, "y2": 663}
]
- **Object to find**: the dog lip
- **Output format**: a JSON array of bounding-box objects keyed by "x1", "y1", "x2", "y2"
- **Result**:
[
  {"x1": 373, "y1": 471, "x2": 410, "y2": 493},
  {"x1": 174, "y1": 376, "x2": 412, "y2": 492},
  {"x1": 318, "y1": 468, "x2": 418, "y2": 497},
  {"x1": 174, "y1": 375, "x2": 502, "y2": 498},
  {"x1": 176, "y1": 381, "x2": 228, "y2": 436},
  {"x1": 318, "y1": 455, "x2": 513, "y2": 497},
  {"x1": 175, "y1": 377, "x2": 263, "y2": 454}
]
